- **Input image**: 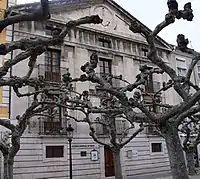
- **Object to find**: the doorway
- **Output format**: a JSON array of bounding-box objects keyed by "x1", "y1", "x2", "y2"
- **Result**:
[{"x1": 104, "y1": 146, "x2": 115, "y2": 177}]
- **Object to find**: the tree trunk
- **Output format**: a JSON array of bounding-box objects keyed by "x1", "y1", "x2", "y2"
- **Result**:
[
  {"x1": 186, "y1": 150, "x2": 196, "y2": 175},
  {"x1": 8, "y1": 158, "x2": 14, "y2": 179},
  {"x1": 164, "y1": 123, "x2": 189, "y2": 179},
  {"x1": 113, "y1": 149, "x2": 123, "y2": 179},
  {"x1": 3, "y1": 154, "x2": 8, "y2": 179}
]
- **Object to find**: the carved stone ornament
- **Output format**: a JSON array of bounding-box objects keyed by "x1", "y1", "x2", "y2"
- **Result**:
[{"x1": 92, "y1": 5, "x2": 115, "y2": 28}]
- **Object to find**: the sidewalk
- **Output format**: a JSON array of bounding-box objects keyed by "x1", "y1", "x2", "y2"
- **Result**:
[
  {"x1": 128, "y1": 174, "x2": 200, "y2": 179},
  {"x1": 156, "y1": 176, "x2": 200, "y2": 179}
]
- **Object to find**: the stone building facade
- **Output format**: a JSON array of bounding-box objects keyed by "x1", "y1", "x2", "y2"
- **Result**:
[{"x1": 0, "y1": 0, "x2": 199, "y2": 179}]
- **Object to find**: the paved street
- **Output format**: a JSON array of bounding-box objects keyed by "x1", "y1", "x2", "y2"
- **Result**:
[
  {"x1": 128, "y1": 174, "x2": 200, "y2": 179},
  {"x1": 155, "y1": 176, "x2": 200, "y2": 179}
]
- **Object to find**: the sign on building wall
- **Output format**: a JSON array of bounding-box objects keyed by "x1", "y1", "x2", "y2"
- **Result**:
[{"x1": 90, "y1": 149, "x2": 99, "y2": 161}]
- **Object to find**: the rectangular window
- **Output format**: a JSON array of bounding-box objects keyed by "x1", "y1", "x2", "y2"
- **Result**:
[
  {"x1": 177, "y1": 67, "x2": 187, "y2": 77},
  {"x1": 80, "y1": 151, "x2": 87, "y2": 157},
  {"x1": 141, "y1": 48, "x2": 148, "y2": 57},
  {"x1": 158, "y1": 50, "x2": 163, "y2": 58},
  {"x1": 176, "y1": 58, "x2": 186, "y2": 77},
  {"x1": 99, "y1": 58, "x2": 112, "y2": 78},
  {"x1": 46, "y1": 146, "x2": 64, "y2": 158},
  {"x1": 198, "y1": 73, "x2": 200, "y2": 80},
  {"x1": 145, "y1": 73, "x2": 154, "y2": 93},
  {"x1": 35, "y1": 22, "x2": 43, "y2": 31},
  {"x1": 43, "y1": 94, "x2": 62, "y2": 135},
  {"x1": 19, "y1": 21, "x2": 32, "y2": 31},
  {"x1": 99, "y1": 38, "x2": 111, "y2": 48},
  {"x1": 45, "y1": 25, "x2": 62, "y2": 36},
  {"x1": 44, "y1": 49, "x2": 61, "y2": 82},
  {"x1": 151, "y1": 143, "x2": 162, "y2": 153}
]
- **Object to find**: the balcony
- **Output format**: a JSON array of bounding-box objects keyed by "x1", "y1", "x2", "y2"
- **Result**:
[
  {"x1": 146, "y1": 125, "x2": 161, "y2": 136},
  {"x1": 38, "y1": 64, "x2": 68, "y2": 83},
  {"x1": 143, "y1": 81, "x2": 162, "y2": 113},
  {"x1": 96, "y1": 73, "x2": 122, "y2": 88},
  {"x1": 38, "y1": 116, "x2": 67, "y2": 135},
  {"x1": 145, "y1": 81, "x2": 161, "y2": 94},
  {"x1": 95, "y1": 119, "x2": 129, "y2": 135}
]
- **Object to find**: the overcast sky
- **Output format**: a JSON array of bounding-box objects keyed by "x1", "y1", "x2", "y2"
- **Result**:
[{"x1": 17, "y1": 0, "x2": 200, "y2": 51}]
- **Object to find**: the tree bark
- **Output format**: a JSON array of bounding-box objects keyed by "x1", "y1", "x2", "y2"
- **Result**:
[
  {"x1": 8, "y1": 158, "x2": 14, "y2": 179},
  {"x1": 3, "y1": 154, "x2": 8, "y2": 179},
  {"x1": 113, "y1": 149, "x2": 123, "y2": 179},
  {"x1": 186, "y1": 150, "x2": 196, "y2": 175},
  {"x1": 164, "y1": 123, "x2": 189, "y2": 179}
]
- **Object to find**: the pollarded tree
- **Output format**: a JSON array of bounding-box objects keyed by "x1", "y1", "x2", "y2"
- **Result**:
[
  {"x1": 58, "y1": 1, "x2": 200, "y2": 179},
  {"x1": 0, "y1": 0, "x2": 102, "y2": 179},
  {"x1": 62, "y1": 88, "x2": 145, "y2": 179},
  {"x1": 32, "y1": 70, "x2": 145, "y2": 179},
  {"x1": 1, "y1": 1, "x2": 199, "y2": 179},
  {"x1": 180, "y1": 117, "x2": 200, "y2": 175}
]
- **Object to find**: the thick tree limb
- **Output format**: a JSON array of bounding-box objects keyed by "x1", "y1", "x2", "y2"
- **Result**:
[
  {"x1": 0, "y1": 119, "x2": 15, "y2": 131},
  {"x1": 120, "y1": 125, "x2": 144, "y2": 147},
  {"x1": 0, "y1": 0, "x2": 50, "y2": 33},
  {"x1": 186, "y1": 55, "x2": 200, "y2": 81},
  {"x1": 0, "y1": 15, "x2": 102, "y2": 78}
]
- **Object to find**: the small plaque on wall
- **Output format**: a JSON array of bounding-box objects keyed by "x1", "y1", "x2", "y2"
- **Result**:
[
  {"x1": 127, "y1": 150, "x2": 132, "y2": 159},
  {"x1": 90, "y1": 149, "x2": 99, "y2": 161}
]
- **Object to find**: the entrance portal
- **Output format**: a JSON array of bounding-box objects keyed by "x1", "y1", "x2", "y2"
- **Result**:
[{"x1": 104, "y1": 146, "x2": 115, "y2": 177}]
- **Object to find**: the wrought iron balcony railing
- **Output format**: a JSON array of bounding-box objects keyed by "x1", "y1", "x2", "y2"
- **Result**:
[
  {"x1": 38, "y1": 64, "x2": 68, "y2": 83},
  {"x1": 95, "y1": 119, "x2": 129, "y2": 135},
  {"x1": 145, "y1": 81, "x2": 161, "y2": 94},
  {"x1": 96, "y1": 73, "x2": 122, "y2": 88},
  {"x1": 38, "y1": 116, "x2": 67, "y2": 135}
]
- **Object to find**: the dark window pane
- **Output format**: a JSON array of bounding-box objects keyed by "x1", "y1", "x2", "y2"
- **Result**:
[
  {"x1": 44, "y1": 49, "x2": 61, "y2": 82},
  {"x1": 46, "y1": 146, "x2": 64, "y2": 158},
  {"x1": 145, "y1": 73, "x2": 153, "y2": 93},
  {"x1": 98, "y1": 38, "x2": 111, "y2": 48},
  {"x1": 151, "y1": 143, "x2": 162, "y2": 152},
  {"x1": 99, "y1": 59, "x2": 112, "y2": 79},
  {"x1": 141, "y1": 48, "x2": 148, "y2": 56},
  {"x1": 80, "y1": 151, "x2": 87, "y2": 157}
]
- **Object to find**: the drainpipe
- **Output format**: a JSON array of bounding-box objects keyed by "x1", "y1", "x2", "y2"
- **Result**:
[{"x1": 8, "y1": 24, "x2": 14, "y2": 119}]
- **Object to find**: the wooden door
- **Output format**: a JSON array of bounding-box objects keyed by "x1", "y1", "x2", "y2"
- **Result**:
[{"x1": 104, "y1": 146, "x2": 115, "y2": 177}]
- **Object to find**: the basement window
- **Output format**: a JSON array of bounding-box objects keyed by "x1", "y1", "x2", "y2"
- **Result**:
[
  {"x1": 151, "y1": 143, "x2": 162, "y2": 153},
  {"x1": 46, "y1": 146, "x2": 64, "y2": 158}
]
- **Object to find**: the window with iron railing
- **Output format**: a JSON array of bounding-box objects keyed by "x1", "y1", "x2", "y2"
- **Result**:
[
  {"x1": 98, "y1": 58, "x2": 121, "y2": 88},
  {"x1": 95, "y1": 117, "x2": 129, "y2": 135},
  {"x1": 45, "y1": 49, "x2": 61, "y2": 79},
  {"x1": 38, "y1": 49, "x2": 66, "y2": 83},
  {"x1": 144, "y1": 74, "x2": 160, "y2": 93},
  {"x1": 143, "y1": 73, "x2": 161, "y2": 113},
  {"x1": 39, "y1": 94, "x2": 63, "y2": 135}
]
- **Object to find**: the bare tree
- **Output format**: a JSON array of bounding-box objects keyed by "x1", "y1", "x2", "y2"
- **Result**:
[
  {"x1": 53, "y1": 1, "x2": 200, "y2": 179},
  {"x1": 23, "y1": 71, "x2": 144, "y2": 179},
  {"x1": 0, "y1": 101, "x2": 49, "y2": 179},
  {"x1": 0, "y1": 1, "x2": 200, "y2": 179},
  {"x1": 0, "y1": 0, "x2": 102, "y2": 178},
  {"x1": 59, "y1": 86, "x2": 145, "y2": 179},
  {"x1": 180, "y1": 117, "x2": 200, "y2": 175}
]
